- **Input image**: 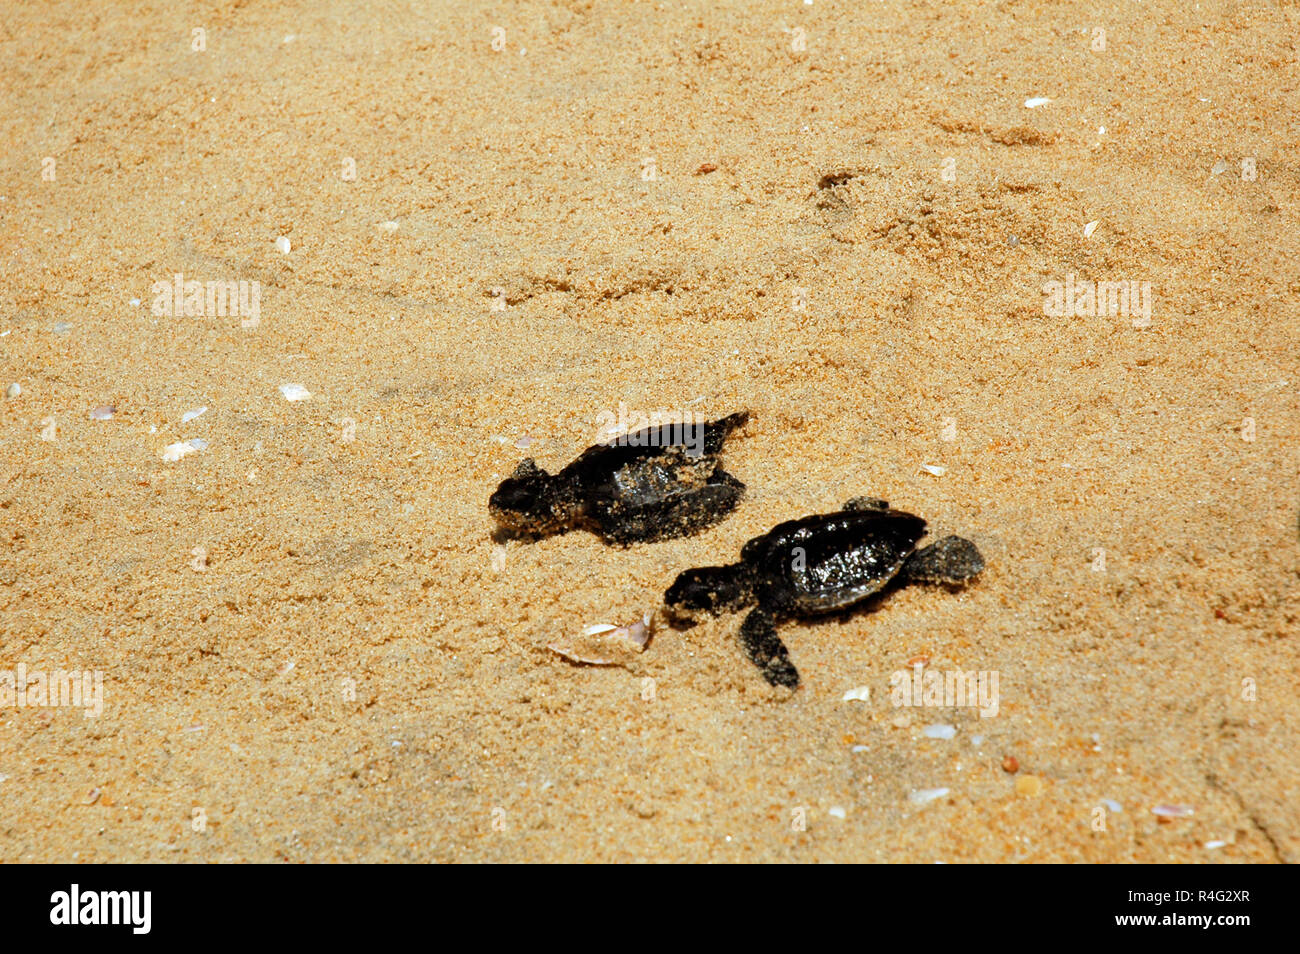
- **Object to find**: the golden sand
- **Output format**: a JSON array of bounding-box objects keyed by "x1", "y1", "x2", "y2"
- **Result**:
[{"x1": 1, "y1": 1, "x2": 1296, "y2": 862}]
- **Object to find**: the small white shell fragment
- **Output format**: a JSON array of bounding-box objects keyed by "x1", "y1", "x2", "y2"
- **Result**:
[
  {"x1": 182, "y1": 406, "x2": 208, "y2": 423},
  {"x1": 188, "y1": 438, "x2": 208, "y2": 450},
  {"x1": 6, "y1": 382, "x2": 21, "y2": 399},
  {"x1": 275, "y1": 235, "x2": 292, "y2": 254},
  {"x1": 909, "y1": 787, "x2": 950, "y2": 805},
  {"x1": 582, "y1": 623, "x2": 618, "y2": 637},
  {"x1": 1101, "y1": 798, "x2": 1123, "y2": 813},
  {"x1": 923, "y1": 723, "x2": 957, "y2": 740},
  {"x1": 921, "y1": 463, "x2": 947, "y2": 476},
  {"x1": 1211, "y1": 159, "x2": 1228, "y2": 175},
  {"x1": 279, "y1": 383, "x2": 311, "y2": 402},
  {"x1": 851, "y1": 744, "x2": 870, "y2": 753},
  {"x1": 162, "y1": 441, "x2": 199, "y2": 462},
  {"x1": 1083, "y1": 220, "x2": 1099, "y2": 238},
  {"x1": 89, "y1": 405, "x2": 115, "y2": 420},
  {"x1": 1152, "y1": 803, "x2": 1194, "y2": 819},
  {"x1": 1023, "y1": 96, "x2": 1052, "y2": 109},
  {"x1": 129, "y1": 297, "x2": 142, "y2": 307},
  {"x1": 970, "y1": 734, "x2": 984, "y2": 746},
  {"x1": 828, "y1": 806, "x2": 847, "y2": 820},
  {"x1": 378, "y1": 221, "x2": 400, "y2": 232},
  {"x1": 1204, "y1": 840, "x2": 1227, "y2": 850},
  {"x1": 841, "y1": 685, "x2": 871, "y2": 703}
]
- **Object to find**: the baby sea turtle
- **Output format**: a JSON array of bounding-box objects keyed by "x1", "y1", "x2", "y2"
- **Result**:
[
  {"x1": 490, "y1": 412, "x2": 749, "y2": 545},
  {"x1": 663, "y1": 497, "x2": 984, "y2": 688}
]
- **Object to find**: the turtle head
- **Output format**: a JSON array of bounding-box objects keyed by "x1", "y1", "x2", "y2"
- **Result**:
[
  {"x1": 489, "y1": 459, "x2": 569, "y2": 536},
  {"x1": 664, "y1": 564, "x2": 756, "y2": 624}
]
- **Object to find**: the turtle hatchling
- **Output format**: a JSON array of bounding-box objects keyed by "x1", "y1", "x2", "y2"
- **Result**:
[
  {"x1": 663, "y1": 497, "x2": 985, "y2": 688},
  {"x1": 490, "y1": 412, "x2": 749, "y2": 545}
]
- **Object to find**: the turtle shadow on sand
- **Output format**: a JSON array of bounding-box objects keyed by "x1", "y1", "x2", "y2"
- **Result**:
[{"x1": 663, "y1": 497, "x2": 985, "y2": 689}]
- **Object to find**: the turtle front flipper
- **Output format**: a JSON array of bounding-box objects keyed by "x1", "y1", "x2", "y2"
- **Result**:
[
  {"x1": 900, "y1": 535, "x2": 985, "y2": 584},
  {"x1": 738, "y1": 607, "x2": 799, "y2": 689}
]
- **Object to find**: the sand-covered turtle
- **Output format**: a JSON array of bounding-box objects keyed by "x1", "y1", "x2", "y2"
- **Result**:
[
  {"x1": 490, "y1": 412, "x2": 749, "y2": 545},
  {"x1": 664, "y1": 497, "x2": 984, "y2": 688}
]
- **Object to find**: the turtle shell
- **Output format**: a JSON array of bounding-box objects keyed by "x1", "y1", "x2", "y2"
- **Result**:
[{"x1": 744, "y1": 508, "x2": 927, "y2": 614}]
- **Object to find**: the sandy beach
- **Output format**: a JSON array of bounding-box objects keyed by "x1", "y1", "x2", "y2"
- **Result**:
[{"x1": 1, "y1": 0, "x2": 1297, "y2": 862}]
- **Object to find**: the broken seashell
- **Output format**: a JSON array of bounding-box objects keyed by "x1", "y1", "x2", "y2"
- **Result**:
[
  {"x1": 548, "y1": 613, "x2": 654, "y2": 666},
  {"x1": 546, "y1": 644, "x2": 620, "y2": 666},
  {"x1": 909, "y1": 787, "x2": 949, "y2": 805},
  {"x1": 614, "y1": 613, "x2": 653, "y2": 650},
  {"x1": 279, "y1": 383, "x2": 311, "y2": 402},
  {"x1": 162, "y1": 439, "x2": 206, "y2": 462}
]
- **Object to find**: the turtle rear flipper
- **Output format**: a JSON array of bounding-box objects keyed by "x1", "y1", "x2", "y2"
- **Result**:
[
  {"x1": 900, "y1": 535, "x2": 985, "y2": 584},
  {"x1": 739, "y1": 607, "x2": 799, "y2": 689}
]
